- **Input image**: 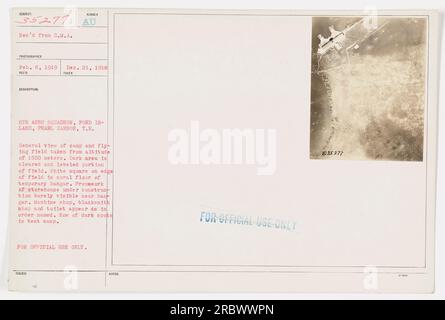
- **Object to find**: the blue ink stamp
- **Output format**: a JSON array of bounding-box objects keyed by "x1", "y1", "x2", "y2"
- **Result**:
[{"x1": 199, "y1": 210, "x2": 297, "y2": 232}]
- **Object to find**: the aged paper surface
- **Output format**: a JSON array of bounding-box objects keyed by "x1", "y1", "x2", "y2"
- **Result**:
[{"x1": 8, "y1": 8, "x2": 439, "y2": 292}]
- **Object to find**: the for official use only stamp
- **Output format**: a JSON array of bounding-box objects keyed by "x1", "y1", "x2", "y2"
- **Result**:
[{"x1": 199, "y1": 210, "x2": 298, "y2": 233}]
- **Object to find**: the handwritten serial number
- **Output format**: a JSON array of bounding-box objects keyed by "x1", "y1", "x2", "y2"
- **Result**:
[
  {"x1": 15, "y1": 15, "x2": 71, "y2": 25},
  {"x1": 322, "y1": 150, "x2": 344, "y2": 156}
]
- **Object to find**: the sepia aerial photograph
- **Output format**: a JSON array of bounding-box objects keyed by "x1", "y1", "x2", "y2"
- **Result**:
[{"x1": 310, "y1": 16, "x2": 427, "y2": 161}]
